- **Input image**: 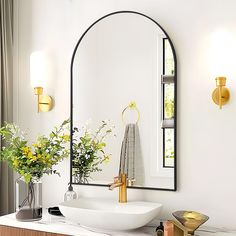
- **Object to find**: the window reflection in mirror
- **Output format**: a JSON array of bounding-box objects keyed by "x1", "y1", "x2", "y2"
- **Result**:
[{"x1": 162, "y1": 38, "x2": 175, "y2": 169}]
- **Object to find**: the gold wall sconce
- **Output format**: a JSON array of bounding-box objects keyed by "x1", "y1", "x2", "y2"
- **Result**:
[
  {"x1": 33, "y1": 87, "x2": 53, "y2": 113},
  {"x1": 212, "y1": 76, "x2": 230, "y2": 109},
  {"x1": 30, "y1": 51, "x2": 53, "y2": 113}
]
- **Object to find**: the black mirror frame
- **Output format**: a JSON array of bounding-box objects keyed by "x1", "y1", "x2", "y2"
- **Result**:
[{"x1": 70, "y1": 10, "x2": 177, "y2": 191}]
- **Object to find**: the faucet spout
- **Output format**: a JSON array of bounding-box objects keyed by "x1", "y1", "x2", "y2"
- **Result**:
[
  {"x1": 109, "y1": 181, "x2": 123, "y2": 190},
  {"x1": 109, "y1": 173, "x2": 127, "y2": 203}
]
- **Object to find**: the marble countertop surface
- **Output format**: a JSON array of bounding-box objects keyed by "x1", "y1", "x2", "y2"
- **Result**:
[
  {"x1": 0, "y1": 212, "x2": 156, "y2": 236},
  {"x1": 0, "y1": 212, "x2": 236, "y2": 236}
]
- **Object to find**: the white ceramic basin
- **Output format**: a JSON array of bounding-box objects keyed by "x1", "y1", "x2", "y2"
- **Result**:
[{"x1": 59, "y1": 197, "x2": 162, "y2": 230}]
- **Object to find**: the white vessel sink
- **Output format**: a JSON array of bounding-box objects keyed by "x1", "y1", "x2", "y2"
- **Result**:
[{"x1": 59, "y1": 197, "x2": 162, "y2": 230}]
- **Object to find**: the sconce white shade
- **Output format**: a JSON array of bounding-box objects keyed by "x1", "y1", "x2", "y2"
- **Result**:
[
  {"x1": 209, "y1": 30, "x2": 236, "y2": 78},
  {"x1": 30, "y1": 51, "x2": 47, "y2": 88}
]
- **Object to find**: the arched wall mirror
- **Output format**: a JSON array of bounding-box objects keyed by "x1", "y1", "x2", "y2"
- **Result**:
[{"x1": 70, "y1": 11, "x2": 177, "y2": 191}]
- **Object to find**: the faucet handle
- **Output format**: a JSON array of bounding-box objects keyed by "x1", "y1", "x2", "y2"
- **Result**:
[
  {"x1": 108, "y1": 176, "x2": 120, "y2": 186},
  {"x1": 127, "y1": 178, "x2": 136, "y2": 186},
  {"x1": 114, "y1": 176, "x2": 120, "y2": 183}
]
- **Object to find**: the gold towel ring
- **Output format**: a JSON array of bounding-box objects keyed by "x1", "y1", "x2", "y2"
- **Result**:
[{"x1": 121, "y1": 101, "x2": 140, "y2": 124}]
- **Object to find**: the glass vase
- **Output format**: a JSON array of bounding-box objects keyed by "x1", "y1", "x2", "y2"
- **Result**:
[{"x1": 15, "y1": 177, "x2": 42, "y2": 221}]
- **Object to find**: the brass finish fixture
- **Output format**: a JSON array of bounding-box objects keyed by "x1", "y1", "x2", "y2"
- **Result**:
[
  {"x1": 39, "y1": 95, "x2": 53, "y2": 112},
  {"x1": 167, "y1": 220, "x2": 188, "y2": 236},
  {"x1": 34, "y1": 87, "x2": 43, "y2": 95},
  {"x1": 212, "y1": 77, "x2": 230, "y2": 109},
  {"x1": 33, "y1": 87, "x2": 53, "y2": 113},
  {"x1": 173, "y1": 211, "x2": 209, "y2": 235},
  {"x1": 109, "y1": 173, "x2": 127, "y2": 203},
  {"x1": 122, "y1": 101, "x2": 140, "y2": 124}
]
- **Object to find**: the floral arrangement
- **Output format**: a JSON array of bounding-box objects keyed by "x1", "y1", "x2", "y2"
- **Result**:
[
  {"x1": 72, "y1": 120, "x2": 115, "y2": 184},
  {"x1": 0, "y1": 119, "x2": 70, "y2": 183}
]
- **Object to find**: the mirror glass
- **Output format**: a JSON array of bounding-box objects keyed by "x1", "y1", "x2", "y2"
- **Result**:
[{"x1": 71, "y1": 12, "x2": 176, "y2": 190}]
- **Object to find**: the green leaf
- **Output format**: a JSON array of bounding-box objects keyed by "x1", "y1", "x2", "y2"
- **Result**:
[{"x1": 24, "y1": 173, "x2": 31, "y2": 183}]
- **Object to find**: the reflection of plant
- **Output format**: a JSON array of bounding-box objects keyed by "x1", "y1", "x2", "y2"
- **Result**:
[
  {"x1": 72, "y1": 120, "x2": 115, "y2": 184},
  {"x1": 165, "y1": 129, "x2": 174, "y2": 159},
  {"x1": 0, "y1": 120, "x2": 70, "y2": 183},
  {"x1": 166, "y1": 144, "x2": 174, "y2": 158},
  {"x1": 165, "y1": 84, "x2": 174, "y2": 119},
  {"x1": 165, "y1": 99, "x2": 174, "y2": 119}
]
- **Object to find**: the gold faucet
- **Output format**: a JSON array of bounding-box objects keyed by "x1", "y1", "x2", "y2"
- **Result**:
[{"x1": 109, "y1": 173, "x2": 127, "y2": 203}]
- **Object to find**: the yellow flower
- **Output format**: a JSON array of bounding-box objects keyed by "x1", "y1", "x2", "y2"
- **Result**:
[
  {"x1": 21, "y1": 146, "x2": 30, "y2": 155},
  {"x1": 13, "y1": 159, "x2": 19, "y2": 167},
  {"x1": 31, "y1": 155, "x2": 37, "y2": 162},
  {"x1": 27, "y1": 151, "x2": 33, "y2": 158},
  {"x1": 37, "y1": 154, "x2": 42, "y2": 159},
  {"x1": 63, "y1": 135, "x2": 70, "y2": 142},
  {"x1": 42, "y1": 154, "x2": 51, "y2": 164},
  {"x1": 25, "y1": 151, "x2": 38, "y2": 162},
  {"x1": 32, "y1": 143, "x2": 38, "y2": 147}
]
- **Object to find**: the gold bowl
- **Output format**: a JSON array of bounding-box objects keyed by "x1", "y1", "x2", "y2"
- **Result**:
[{"x1": 173, "y1": 211, "x2": 209, "y2": 235}]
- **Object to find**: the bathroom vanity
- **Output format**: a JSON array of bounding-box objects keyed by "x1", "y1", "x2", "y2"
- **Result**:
[
  {"x1": 0, "y1": 213, "x2": 236, "y2": 236},
  {"x1": 0, "y1": 212, "x2": 155, "y2": 236}
]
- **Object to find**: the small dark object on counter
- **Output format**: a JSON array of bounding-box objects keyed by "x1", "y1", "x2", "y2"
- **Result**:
[
  {"x1": 48, "y1": 206, "x2": 63, "y2": 216},
  {"x1": 156, "y1": 221, "x2": 164, "y2": 236},
  {"x1": 16, "y1": 207, "x2": 42, "y2": 221}
]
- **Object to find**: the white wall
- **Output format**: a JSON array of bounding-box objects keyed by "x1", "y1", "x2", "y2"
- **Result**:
[{"x1": 14, "y1": 0, "x2": 236, "y2": 229}]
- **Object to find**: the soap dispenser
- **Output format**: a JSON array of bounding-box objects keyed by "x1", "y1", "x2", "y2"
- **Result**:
[{"x1": 64, "y1": 185, "x2": 77, "y2": 201}]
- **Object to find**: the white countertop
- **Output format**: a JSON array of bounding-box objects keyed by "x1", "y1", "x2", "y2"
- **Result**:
[
  {"x1": 0, "y1": 212, "x2": 155, "y2": 236},
  {"x1": 0, "y1": 212, "x2": 236, "y2": 236}
]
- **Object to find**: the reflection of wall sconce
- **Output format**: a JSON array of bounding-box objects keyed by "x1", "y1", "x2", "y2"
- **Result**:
[
  {"x1": 212, "y1": 77, "x2": 230, "y2": 109},
  {"x1": 30, "y1": 51, "x2": 53, "y2": 113}
]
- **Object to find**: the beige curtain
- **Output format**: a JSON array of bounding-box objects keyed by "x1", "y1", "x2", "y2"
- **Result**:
[{"x1": 0, "y1": 0, "x2": 14, "y2": 215}]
